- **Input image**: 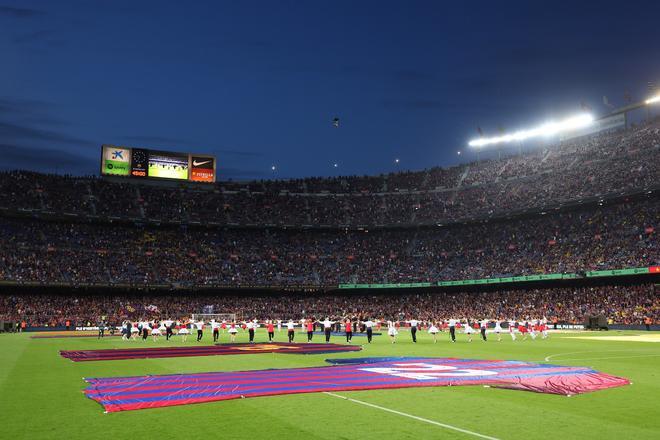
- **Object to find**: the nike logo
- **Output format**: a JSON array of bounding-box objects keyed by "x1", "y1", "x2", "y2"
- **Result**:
[{"x1": 193, "y1": 160, "x2": 212, "y2": 166}]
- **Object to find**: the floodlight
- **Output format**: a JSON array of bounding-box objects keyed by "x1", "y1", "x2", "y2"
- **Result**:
[
  {"x1": 646, "y1": 95, "x2": 660, "y2": 105},
  {"x1": 468, "y1": 113, "x2": 594, "y2": 148}
]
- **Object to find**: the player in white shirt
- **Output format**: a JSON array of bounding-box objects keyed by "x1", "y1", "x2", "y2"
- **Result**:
[
  {"x1": 428, "y1": 322, "x2": 439, "y2": 343},
  {"x1": 541, "y1": 317, "x2": 549, "y2": 339},
  {"x1": 286, "y1": 319, "x2": 296, "y2": 342},
  {"x1": 508, "y1": 319, "x2": 517, "y2": 341},
  {"x1": 245, "y1": 320, "x2": 257, "y2": 343},
  {"x1": 196, "y1": 320, "x2": 205, "y2": 342},
  {"x1": 320, "y1": 318, "x2": 335, "y2": 343},
  {"x1": 387, "y1": 320, "x2": 398, "y2": 344},
  {"x1": 493, "y1": 320, "x2": 503, "y2": 342},
  {"x1": 277, "y1": 319, "x2": 282, "y2": 332},
  {"x1": 407, "y1": 319, "x2": 419, "y2": 343},
  {"x1": 528, "y1": 320, "x2": 537, "y2": 340},
  {"x1": 211, "y1": 320, "x2": 221, "y2": 342},
  {"x1": 448, "y1": 318, "x2": 457, "y2": 342},
  {"x1": 479, "y1": 319, "x2": 489, "y2": 342},
  {"x1": 463, "y1": 319, "x2": 475, "y2": 342},
  {"x1": 362, "y1": 319, "x2": 374, "y2": 343}
]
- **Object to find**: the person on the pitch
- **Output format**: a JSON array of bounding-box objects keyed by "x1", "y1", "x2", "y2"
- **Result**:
[
  {"x1": 178, "y1": 320, "x2": 190, "y2": 342},
  {"x1": 362, "y1": 318, "x2": 374, "y2": 343},
  {"x1": 228, "y1": 322, "x2": 238, "y2": 342},
  {"x1": 151, "y1": 322, "x2": 162, "y2": 341},
  {"x1": 164, "y1": 319, "x2": 173, "y2": 341},
  {"x1": 286, "y1": 319, "x2": 295, "y2": 342},
  {"x1": 266, "y1": 320, "x2": 275, "y2": 342},
  {"x1": 480, "y1": 318, "x2": 489, "y2": 341},
  {"x1": 320, "y1": 317, "x2": 335, "y2": 343},
  {"x1": 428, "y1": 321, "x2": 439, "y2": 343},
  {"x1": 508, "y1": 319, "x2": 517, "y2": 341},
  {"x1": 463, "y1": 319, "x2": 475, "y2": 342},
  {"x1": 306, "y1": 319, "x2": 314, "y2": 342},
  {"x1": 344, "y1": 319, "x2": 353, "y2": 343},
  {"x1": 97, "y1": 319, "x2": 105, "y2": 339},
  {"x1": 407, "y1": 318, "x2": 419, "y2": 343},
  {"x1": 212, "y1": 320, "x2": 220, "y2": 342},
  {"x1": 246, "y1": 319, "x2": 256, "y2": 343},
  {"x1": 196, "y1": 319, "x2": 204, "y2": 342},
  {"x1": 448, "y1": 318, "x2": 457, "y2": 342},
  {"x1": 493, "y1": 319, "x2": 503, "y2": 342},
  {"x1": 141, "y1": 320, "x2": 149, "y2": 341},
  {"x1": 387, "y1": 320, "x2": 398, "y2": 343}
]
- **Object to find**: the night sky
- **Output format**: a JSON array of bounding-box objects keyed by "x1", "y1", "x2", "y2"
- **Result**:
[{"x1": 1, "y1": 0, "x2": 659, "y2": 180}]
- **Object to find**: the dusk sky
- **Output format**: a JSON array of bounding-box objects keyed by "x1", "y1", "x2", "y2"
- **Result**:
[{"x1": 1, "y1": 0, "x2": 659, "y2": 180}]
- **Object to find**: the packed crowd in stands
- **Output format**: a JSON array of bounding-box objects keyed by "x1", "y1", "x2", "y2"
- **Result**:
[
  {"x1": 0, "y1": 119, "x2": 658, "y2": 226},
  {"x1": 0, "y1": 197, "x2": 660, "y2": 286},
  {"x1": 0, "y1": 196, "x2": 656, "y2": 286},
  {"x1": 1, "y1": 284, "x2": 656, "y2": 327}
]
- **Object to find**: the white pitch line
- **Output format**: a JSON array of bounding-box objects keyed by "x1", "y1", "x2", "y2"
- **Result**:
[
  {"x1": 324, "y1": 392, "x2": 501, "y2": 440},
  {"x1": 544, "y1": 351, "x2": 590, "y2": 362},
  {"x1": 544, "y1": 349, "x2": 649, "y2": 362},
  {"x1": 547, "y1": 354, "x2": 660, "y2": 362}
]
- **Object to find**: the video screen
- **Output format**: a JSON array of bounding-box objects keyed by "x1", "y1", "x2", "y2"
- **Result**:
[{"x1": 147, "y1": 151, "x2": 189, "y2": 180}]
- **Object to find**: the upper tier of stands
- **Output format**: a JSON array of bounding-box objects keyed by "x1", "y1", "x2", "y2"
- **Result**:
[{"x1": 1, "y1": 119, "x2": 658, "y2": 227}]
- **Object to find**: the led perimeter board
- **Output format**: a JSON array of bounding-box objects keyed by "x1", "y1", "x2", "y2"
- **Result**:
[{"x1": 100, "y1": 145, "x2": 216, "y2": 183}]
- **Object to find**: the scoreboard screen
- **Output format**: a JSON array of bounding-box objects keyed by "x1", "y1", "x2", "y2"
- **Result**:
[
  {"x1": 101, "y1": 145, "x2": 216, "y2": 183},
  {"x1": 148, "y1": 151, "x2": 189, "y2": 180}
]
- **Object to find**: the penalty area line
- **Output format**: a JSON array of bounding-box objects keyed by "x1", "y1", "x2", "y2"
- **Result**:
[{"x1": 323, "y1": 392, "x2": 501, "y2": 440}]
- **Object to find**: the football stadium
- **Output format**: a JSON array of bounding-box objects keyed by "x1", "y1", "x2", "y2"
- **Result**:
[{"x1": 1, "y1": 2, "x2": 659, "y2": 439}]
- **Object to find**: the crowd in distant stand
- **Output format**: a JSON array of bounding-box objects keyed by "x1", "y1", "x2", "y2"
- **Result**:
[
  {"x1": 1, "y1": 284, "x2": 656, "y2": 328},
  {"x1": 0, "y1": 119, "x2": 658, "y2": 226},
  {"x1": 0, "y1": 197, "x2": 656, "y2": 286}
]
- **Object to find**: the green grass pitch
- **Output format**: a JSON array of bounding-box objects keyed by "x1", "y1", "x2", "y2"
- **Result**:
[{"x1": 1, "y1": 330, "x2": 658, "y2": 439}]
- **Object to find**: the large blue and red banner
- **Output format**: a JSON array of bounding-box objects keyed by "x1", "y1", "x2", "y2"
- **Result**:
[
  {"x1": 83, "y1": 357, "x2": 629, "y2": 412},
  {"x1": 62, "y1": 343, "x2": 361, "y2": 362}
]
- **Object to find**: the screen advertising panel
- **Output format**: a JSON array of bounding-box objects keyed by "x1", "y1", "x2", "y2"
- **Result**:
[
  {"x1": 147, "y1": 151, "x2": 189, "y2": 180},
  {"x1": 190, "y1": 156, "x2": 216, "y2": 182},
  {"x1": 130, "y1": 148, "x2": 149, "y2": 178},
  {"x1": 101, "y1": 145, "x2": 131, "y2": 176}
]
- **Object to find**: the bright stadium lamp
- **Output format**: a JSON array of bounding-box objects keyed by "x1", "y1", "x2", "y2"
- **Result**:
[
  {"x1": 646, "y1": 95, "x2": 660, "y2": 104},
  {"x1": 468, "y1": 113, "x2": 594, "y2": 148}
]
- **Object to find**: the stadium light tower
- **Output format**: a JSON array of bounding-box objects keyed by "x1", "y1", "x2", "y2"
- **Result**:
[{"x1": 468, "y1": 113, "x2": 594, "y2": 148}]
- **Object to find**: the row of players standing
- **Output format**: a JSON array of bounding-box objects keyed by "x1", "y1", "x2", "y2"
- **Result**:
[{"x1": 114, "y1": 317, "x2": 549, "y2": 344}]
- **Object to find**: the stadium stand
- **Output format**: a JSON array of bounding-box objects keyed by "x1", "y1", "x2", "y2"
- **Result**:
[{"x1": 0, "y1": 119, "x2": 658, "y2": 328}]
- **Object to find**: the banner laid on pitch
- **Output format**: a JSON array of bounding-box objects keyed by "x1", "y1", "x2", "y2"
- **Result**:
[
  {"x1": 83, "y1": 357, "x2": 629, "y2": 412},
  {"x1": 62, "y1": 343, "x2": 361, "y2": 362}
]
